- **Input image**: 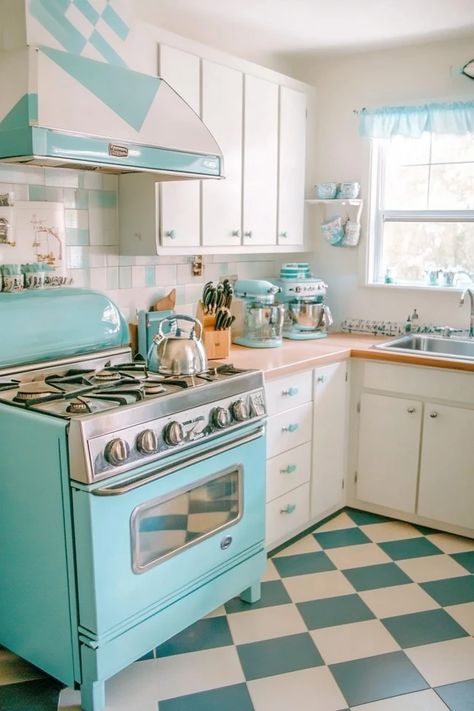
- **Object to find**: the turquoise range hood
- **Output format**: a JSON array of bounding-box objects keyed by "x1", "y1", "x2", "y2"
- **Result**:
[{"x1": 0, "y1": 288, "x2": 129, "y2": 369}]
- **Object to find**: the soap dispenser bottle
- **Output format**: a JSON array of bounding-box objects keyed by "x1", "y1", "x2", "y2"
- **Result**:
[{"x1": 404, "y1": 315, "x2": 412, "y2": 334}]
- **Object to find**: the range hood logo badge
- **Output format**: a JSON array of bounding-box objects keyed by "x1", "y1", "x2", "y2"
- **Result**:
[{"x1": 108, "y1": 143, "x2": 129, "y2": 158}]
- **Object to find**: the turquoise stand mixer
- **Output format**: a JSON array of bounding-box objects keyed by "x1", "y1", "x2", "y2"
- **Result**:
[
  {"x1": 273, "y1": 263, "x2": 333, "y2": 340},
  {"x1": 232, "y1": 279, "x2": 284, "y2": 348}
]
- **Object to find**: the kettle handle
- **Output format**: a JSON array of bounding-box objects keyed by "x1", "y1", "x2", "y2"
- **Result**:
[{"x1": 157, "y1": 314, "x2": 203, "y2": 340}]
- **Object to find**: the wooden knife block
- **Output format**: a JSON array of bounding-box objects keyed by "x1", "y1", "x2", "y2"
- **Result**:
[{"x1": 196, "y1": 301, "x2": 231, "y2": 360}]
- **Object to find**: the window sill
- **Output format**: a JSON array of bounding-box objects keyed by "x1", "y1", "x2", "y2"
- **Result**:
[{"x1": 366, "y1": 282, "x2": 473, "y2": 293}]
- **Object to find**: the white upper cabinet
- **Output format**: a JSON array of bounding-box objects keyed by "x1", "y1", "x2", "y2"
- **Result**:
[
  {"x1": 278, "y1": 86, "x2": 307, "y2": 246},
  {"x1": 202, "y1": 60, "x2": 243, "y2": 247},
  {"x1": 242, "y1": 75, "x2": 278, "y2": 246},
  {"x1": 158, "y1": 45, "x2": 201, "y2": 248}
]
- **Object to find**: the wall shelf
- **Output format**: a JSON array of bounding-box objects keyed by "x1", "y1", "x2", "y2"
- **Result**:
[{"x1": 306, "y1": 198, "x2": 363, "y2": 206}]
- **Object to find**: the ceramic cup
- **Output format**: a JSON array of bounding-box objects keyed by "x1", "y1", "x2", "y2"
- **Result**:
[
  {"x1": 2, "y1": 273, "x2": 24, "y2": 292},
  {"x1": 25, "y1": 271, "x2": 45, "y2": 289}
]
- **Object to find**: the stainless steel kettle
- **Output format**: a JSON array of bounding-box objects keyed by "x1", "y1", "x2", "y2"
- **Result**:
[{"x1": 147, "y1": 315, "x2": 208, "y2": 376}]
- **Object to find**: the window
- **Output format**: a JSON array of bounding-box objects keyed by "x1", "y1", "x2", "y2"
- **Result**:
[{"x1": 369, "y1": 132, "x2": 474, "y2": 288}]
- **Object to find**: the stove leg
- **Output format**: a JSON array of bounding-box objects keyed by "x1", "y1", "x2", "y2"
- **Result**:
[
  {"x1": 80, "y1": 678, "x2": 105, "y2": 711},
  {"x1": 240, "y1": 581, "x2": 261, "y2": 604}
]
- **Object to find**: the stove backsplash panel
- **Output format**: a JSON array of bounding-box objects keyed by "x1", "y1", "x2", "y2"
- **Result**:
[{"x1": 0, "y1": 165, "x2": 298, "y2": 322}]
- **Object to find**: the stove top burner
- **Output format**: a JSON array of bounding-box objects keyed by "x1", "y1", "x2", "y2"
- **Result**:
[
  {"x1": 13, "y1": 383, "x2": 58, "y2": 402},
  {"x1": 93, "y1": 369, "x2": 123, "y2": 382},
  {"x1": 67, "y1": 398, "x2": 92, "y2": 414},
  {"x1": 143, "y1": 381, "x2": 166, "y2": 395}
]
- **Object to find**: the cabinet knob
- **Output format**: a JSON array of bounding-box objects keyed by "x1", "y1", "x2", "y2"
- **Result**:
[
  {"x1": 280, "y1": 231, "x2": 288, "y2": 238},
  {"x1": 407, "y1": 407, "x2": 416, "y2": 413},
  {"x1": 280, "y1": 464, "x2": 296, "y2": 474},
  {"x1": 429, "y1": 411, "x2": 438, "y2": 418},
  {"x1": 282, "y1": 423, "x2": 299, "y2": 433},
  {"x1": 231, "y1": 230, "x2": 240, "y2": 237},
  {"x1": 282, "y1": 387, "x2": 299, "y2": 397},
  {"x1": 280, "y1": 504, "x2": 296, "y2": 514},
  {"x1": 317, "y1": 375, "x2": 327, "y2": 383},
  {"x1": 244, "y1": 230, "x2": 253, "y2": 238},
  {"x1": 165, "y1": 229, "x2": 176, "y2": 239}
]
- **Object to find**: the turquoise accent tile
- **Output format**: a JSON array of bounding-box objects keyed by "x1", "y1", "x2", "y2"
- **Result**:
[
  {"x1": 421, "y1": 576, "x2": 474, "y2": 606},
  {"x1": 89, "y1": 190, "x2": 117, "y2": 208},
  {"x1": 156, "y1": 616, "x2": 232, "y2": 657},
  {"x1": 65, "y1": 228, "x2": 89, "y2": 246},
  {"x1": 435, "y1": 679, "x2": 474, "y2": 710},
  {"x1": 101, "y1": 3, "x2": 129, "y2": 40},
  {"x1": 329, "y1": 651, "x2": 429, "y2": 707},
  {"x1": 73, "y1": 0, "x2": 99, "y2": 24},
  {"x1": 272, "y1": 551, "x2": 336, "y2": 578},
  {"x1": 30, "y1": 0, "x2": 86, "y2": 54},
  {"x1": 297, "y1": 593, "x2": 375, "y2": 630},
  {"x1": 346, "y1": 509, "x2": 392, "y2": 526},
  {"x1": 159, "y1": 683, "x2": 254, "y2": 711},
  {"x1": 89, "y1": 29, "x2": 127, "y2": 67},
  {"x1": 119, "y1": 266, "x2": 132, "y2": 289},
  {"x1": 0, "y1": 677, "x2": 63, "y2": 710},
  {"x1": 63, "y1": 189, "x2": 89, "y2": 209},
  {"x1": 379, "y1": 537, "x2": 442, "y2": 560},
  {"x1": 382, "y1": 609, "x2": 469, "y2": 648},
  {"x1": 43, "y1": 187, "x2": 63, "y2": 202},
  {"x1": 29, "y1": 185, "x2": 46, "y2": 201},
  {"x1": 225, "y1": 580, "x2": 291, "y2": 614},
  {"x1": 145, "y1": 265, "x2": 155, "y2": 287},
  {"x1": 314, "y1": 527, "x2": 371, "y2": 549},
  {"x1": 343, "y1": 563, "x2": 412, "y2": 591},
  {"x1": 237, "y1": 633, "x2": 323, "y2": 680},
  {"x1": 106, "y1": 267, "x2": 119, "y2": 290},
  {"x1": 451, "y1": 551, "x2": 474, "y2": 573}
]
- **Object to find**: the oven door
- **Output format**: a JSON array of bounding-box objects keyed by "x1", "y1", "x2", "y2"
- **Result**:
[{"x1": 72, "y1": 424, "x2": 265, "y2": 638}]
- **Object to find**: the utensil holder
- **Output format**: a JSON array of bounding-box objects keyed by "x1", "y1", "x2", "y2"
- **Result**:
[{"x1": 196, "y1": 301, "x2": 231, "y2": 360}]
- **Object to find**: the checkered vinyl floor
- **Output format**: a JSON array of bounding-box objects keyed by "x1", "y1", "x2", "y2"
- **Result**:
[{"x1": 1, "y1": 509, "x2": 473, "y2": 710}]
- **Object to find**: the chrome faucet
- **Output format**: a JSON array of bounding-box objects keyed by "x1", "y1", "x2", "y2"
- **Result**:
[{"x1": 459, "y1": 288, "x2": 474, "y2": 337}]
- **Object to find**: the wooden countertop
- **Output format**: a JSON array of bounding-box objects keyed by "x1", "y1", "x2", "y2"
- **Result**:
[{"x1": 221, "y1": 333, "x2": 474, "y2": 379}]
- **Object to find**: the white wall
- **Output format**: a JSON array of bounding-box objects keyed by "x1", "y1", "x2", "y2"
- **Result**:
[{"x1": 293, "y1": 36, "x2": 474, "y2": 328}]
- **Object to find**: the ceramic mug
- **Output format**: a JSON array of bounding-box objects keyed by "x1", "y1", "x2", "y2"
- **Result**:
[
  {"x1": 25, "y1": 271, "x2": 45, "y2": 289},
  {"x1": 2, "y1": 273, "x2": 24, "y2": 292}
]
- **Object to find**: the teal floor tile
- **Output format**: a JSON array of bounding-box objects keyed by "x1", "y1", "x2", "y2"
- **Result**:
[
  {"x1": 297, "y1": 593, "x2": 375, "y2": 630},
  {"x1": 0, "y1": 678, "x2": 63, "y2": 711},
  {"x1": 225, "y1": 580, "x2": 291, "y2": 613},
  {"x1": 137, "y1": 650, "x2": 154, "y2": 661},
  {"x1": 421, "y1": 576, "x2": 474, "y2": 606},
  {"x1": 345, "y1": 509, "x2": 392, "y2": 526},
  {"x1": 271, "y1": 551, "x2": 335, "y2": 578},
  {"x1": 329, "y1": 651, "x2": 429, "y2": 707},
  {"x1": 156, "y1": 616, "x2": 232, "y2": 657},
  {"x1": 343, "y1": 563, "x2": 412, "y2": 591},
  {"x1": 237, "y1": 633, "x2": 323, "y2": 680},
  {"x1": 435, "y1": 679, "x2": 474, "y2": 711},
  {"x1": 314, "y1": 527, "x2": 371, "y2": 549},
  {"x1": 159, "y1": 683, "x2": 254, "y2": 711},
  {"x1": 382, "y1": 608, "x2": 469, "y2": 648},
  {"x1": 451, "y1": 551, "x2": 474, "y2": 573},
  {"x1": 379, "y1": 537, "x2": 442, "y2": 560}
]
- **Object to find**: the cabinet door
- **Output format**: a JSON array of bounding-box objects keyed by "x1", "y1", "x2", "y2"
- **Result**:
[
  {"x1": 356, "y1": 393, "x2": 422, "y2": 513},
  {"x1": 418, "y1": 404, "x2": 474, "y2": 530},
  {"x1": 242, "y1": 75, "x2": 278, "y2": 246},
  {"x1": 277, "y1": 86, "x2": 306, "y2": 246},
  {"x1": 202, "y1": 60, "x2": 243, "y2": 247},
  {"x1": 159, "y1": 45, "x2": 201, "y2": 247},
  {"x1": 311, "y1": 362, "x2": 347, "y2": 519}
]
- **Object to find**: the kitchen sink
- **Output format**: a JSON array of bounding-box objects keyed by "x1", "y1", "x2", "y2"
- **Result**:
[{"x1": 373, "y1": 334, "x2": 474, "y2": 361}]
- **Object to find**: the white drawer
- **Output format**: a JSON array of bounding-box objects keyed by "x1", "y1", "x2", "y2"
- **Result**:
[
  {"x1": 266, "y1": 402, "x2": 313, "y2": 458},
  {"x1": 266, "y1": 442, "x2": 311, "y2": 502},
  {"x1": 265, "y1": 370, "x2": 313, "y2": 416},
  {"x1": 266, "y1": 483, "x2": 310, "y2": 549}
]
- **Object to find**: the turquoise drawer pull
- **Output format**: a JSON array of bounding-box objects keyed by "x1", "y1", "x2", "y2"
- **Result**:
[
  {"x1": 282, "y1": 387, "x2": 299, "y2": 397},
  {"x1": 280, "y1": 504, "x2": 296, "y2": 514},
  {"x1": 282, "y1": 423, "x2": 299, "y2": 433},
  {"x1": 280, "y1": 464, "x2": 297, "y2": 474}
]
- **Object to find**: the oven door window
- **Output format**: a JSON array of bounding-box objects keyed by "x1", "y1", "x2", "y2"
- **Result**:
[{"x1": 131, "y1": 465, "x2": 242, "y2": 573}]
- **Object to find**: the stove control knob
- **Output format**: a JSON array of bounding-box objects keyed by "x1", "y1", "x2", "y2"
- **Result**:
[
  {"x1": 212, "y1": 406, "x2": 231, "y2": 429},
  {"x1": 163, "y1": 420, "x2": 185, "y2": 447},
  {"x1": 104, "y1": 438, "x2": 130, "y2": 466},
  {"x1": 137, "y1": 429, "x2": 157, "y2": 455},
  {"x1": 231, "y1": 399, "x2": 249, "y2": 422}
]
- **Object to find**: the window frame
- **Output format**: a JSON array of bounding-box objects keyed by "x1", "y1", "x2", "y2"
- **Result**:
[{"x1": 368, "y1": 138, "x2": 474, "y2": 288}]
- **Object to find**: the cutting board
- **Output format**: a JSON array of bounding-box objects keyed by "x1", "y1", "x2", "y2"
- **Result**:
[{"x1": 151, "y1": 289, "x2": 176, "y2": 312}]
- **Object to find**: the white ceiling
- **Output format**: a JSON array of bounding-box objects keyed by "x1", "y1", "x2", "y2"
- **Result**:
[{"x1": 134, "y1": 0, "x2": 474, "y2": 62}]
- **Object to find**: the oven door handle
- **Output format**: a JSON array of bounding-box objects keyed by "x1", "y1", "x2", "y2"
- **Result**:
[{"x1": 92, "y1": 425, "x2": 265, "y2": 496}]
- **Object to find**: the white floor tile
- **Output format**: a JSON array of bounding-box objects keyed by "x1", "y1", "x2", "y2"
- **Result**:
[
  {"x1": 325, "y1": 543, "x2": 391, "y2": 570},
  {"x1": 227, "y1": 603, "x2": 306, "y2": 645},
  {"x1": 445, "y1": 601, "x2": 474, "y2": 635},
  {"x1": 204, "y1": 605, "x2": 226, "y2": 619},
  {"x1": 352, "y1": 689, "x2": 449, "y2": 710},
  {"x1": 261, "y1": 558, "x2": 281, "y2": 581},
  {"x1": 313, "y1": 512, "x2": 356, "y2": 533},
  {"x1": 283, "y1": 570, "x2": 355, "y2": 603},
  {"x1": 396, "y1": 554, "x2": 470, "y2": 582},
  {"x1": 359, "y1": 583, "x2": 439, "y2": 618},
  {"x1": 273, "y1": 534, "x2": 322, "y2": 557},
  {"x1": 310, "y1": 619, "x2": 400, "y2": 664},
  {"x1": 360, "y1": 521, "x2": 422, "y2": 542},
  {"x1": 0, "y1": 648, "x2": 45, "y2": 686},
  {"x1": 426, "y1": 532, "x2": 474, "y2": 553},
  {"x1": 405, "y1": 637, "x2": 474, "y2": 687},
  {"x1": 57, "y1": 687, "x2": 81, "y2": 709},
  {"x1": 248, "y1": 666, "x2": 347, "y2": 711}
]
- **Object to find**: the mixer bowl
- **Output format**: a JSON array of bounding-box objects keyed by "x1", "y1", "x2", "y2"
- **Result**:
[
  {"x1": 287, "y1": 303, "x2": 333, "y2": 330},
  {"x1": 247, "y1": 304, "x2": 285, "y2": 339}
]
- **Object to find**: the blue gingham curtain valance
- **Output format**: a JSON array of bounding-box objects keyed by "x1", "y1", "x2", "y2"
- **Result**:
[{"x1": 359, "y1": 100, "x2": 474, "y2": 138}]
